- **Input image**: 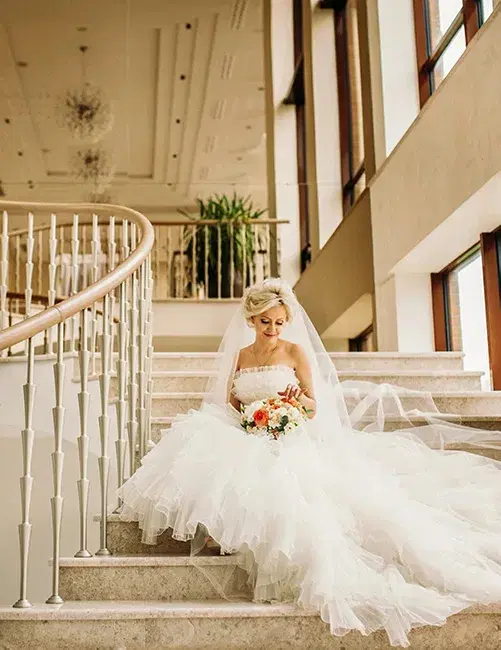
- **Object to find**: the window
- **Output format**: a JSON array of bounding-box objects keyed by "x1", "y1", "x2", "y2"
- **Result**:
[
  {"x1": 349, "y1": 325, "x2": 375, "y2": 352},
  {"x1": 413, "y1": 0, "x2": 493, "y2": 106},
  {"x1": 332, "y1": 0, "x2": 366, "y2": 214},
  {"x1": 284, "y1": 0, "x2": 311, "y2": 272},
  {"x1": 432, "y1": 229, "x2": 501, "y2": 390}
]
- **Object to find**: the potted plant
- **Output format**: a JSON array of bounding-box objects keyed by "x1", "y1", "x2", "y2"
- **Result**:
[{"x1": 179, "y1": 193, "x2": 267, "y2": 298}]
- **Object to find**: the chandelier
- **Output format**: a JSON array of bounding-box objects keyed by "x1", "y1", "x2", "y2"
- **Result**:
[
  {"x1": 56, "y1": 46, "x2": 113, "y2": 142},
  {"x1": 70, "y1": 146, "x2": 115, "y2": 191}
]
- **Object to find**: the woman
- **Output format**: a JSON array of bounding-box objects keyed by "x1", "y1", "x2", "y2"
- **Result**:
[{"x1": 118, "y1": 278, "x2": 501, "y2": 647}]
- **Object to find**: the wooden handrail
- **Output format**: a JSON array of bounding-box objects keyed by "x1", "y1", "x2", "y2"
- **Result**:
[
  {"x1": 5, "y1": 291, "x2": 121, "y2": 325},
  {"x1": 150, "y1": 219, "x2": 290, "y2": 226},
  {"x1": 8, "y1": 217, "x2": 290, "y2": 238},
  {"x1": 0, "y1": 200, "x2": 154, "y2": 352}
]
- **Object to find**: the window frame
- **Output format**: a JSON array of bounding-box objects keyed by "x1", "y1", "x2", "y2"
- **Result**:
[
  {"x1": 413, "y1": 0, "x2": 487, "y2": 106},
  {"x1": 431, "y1": 231, "x2": 501, "y2": 389},
  {"x1": 321, "y1": 0, "x2": 366, "y2": 215},
  {"x1": 284, "y1": 0, "x2": 311, "y2": 272},
  {"x1": 349, "y1": 324, "x2": 374, "y2": 352}
]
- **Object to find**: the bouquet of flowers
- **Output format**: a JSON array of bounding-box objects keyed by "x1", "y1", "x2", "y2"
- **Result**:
[{"x1": 240, "y1": 396, "x2": 308, "y2": 440}]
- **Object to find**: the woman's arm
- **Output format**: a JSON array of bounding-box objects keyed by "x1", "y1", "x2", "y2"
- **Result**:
[
  {"x1": 227, "y1": 351, "x2": 243, "y2": 413},
  {"x1": 281, "y1": 344, "x2": 317, "y2": 418}
]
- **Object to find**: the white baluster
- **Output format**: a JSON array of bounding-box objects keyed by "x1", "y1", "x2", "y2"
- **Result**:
[
  {"x1": 37, "y1": 229, "x2": 43, "y2": 298},
  {"x1": 25, "y1": 213, "x2": 34, "y2": 318},
  {"x1": 75, "y1": 307, "x2": 92, "y2": 558},
  {"x1": 204, "y1": 224, "x2": 209, "y2": 299},
  {"x1": 253, "y1": 224, "x2": 259, "y2": 284},
  {"x1": 229, "y1": 222, "x2": 234, "y2": 299},
  {"x1": 276, "y1": 223, "x2": 282, "y2": 278},
  {"x1": 154, "y1": 225, "x2": 160, "y2": 301},
  {"x1": 0, "y1": 211, "x2": 8, "y2": 357},
  {"x1": 114, "y1": 276, "x2": 128, "y2": 506},
  {"x1": 15, "y1": 233, "x2": 20, "y2": 317},
  {"x1": 90, "y1": 215, "x2": 99, "y2": 375},
  {"x1": 127, "y1": 224, "x2": 139, "y2": 474},
  {"x1": 242, "y1": 222, "x2": 247, "y2": 292},
  {"x1": 191, "y1": 224, "x2": 196, "y2": 298},
  {"x1": 166, "y1": 226, "x2": 172, "y2": 298},
  {"x1": 137, "y1": 261, "x2": 147, "y2": 459},
  {"x1": 96, "y1": 291, "x2": 111, "y2": 556},
  {"x1": 265, "y1": 224, "x2": 271, "y2": 279},
  {"x1": 46, "y1": 321, "x2": 65, "y2": 604},
  {"x1": 107, "y1": 216, "x2": 116, "y2": 373},
  {"x1": 24, "y1": 214, "x2": 35, "y2": 356},
  {"x1": 217, "y1": 223, "x2": 222, "y2": 299},
  {"x1": 70, "y1": 214, "x2": 79, "y2": 352},
  {"x1": 81, "y1": 225, "x2": 88, "y2": 289},
  {"x1": 13, "y1": 337, "x2": 36, "y2": 608},
  {"x1": 47, "y1": 215, "x2": 57, "y2": 355},
  {"x1": 145, "y1": 257, "x2": 154, "y2": 446}
]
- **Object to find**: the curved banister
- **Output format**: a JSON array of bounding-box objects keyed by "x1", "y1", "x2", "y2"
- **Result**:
[{"x1": 0, "y1": 200, "x2": 154, "y2": 352}]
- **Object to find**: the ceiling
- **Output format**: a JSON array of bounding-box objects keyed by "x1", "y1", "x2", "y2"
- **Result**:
[{"x1": 0, "y1": 0, "x2": 268, "y2": 214}]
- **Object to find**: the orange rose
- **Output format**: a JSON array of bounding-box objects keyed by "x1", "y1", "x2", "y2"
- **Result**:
[{"x1": 254, "y1": 409, "x2": 269, "y2": 427}]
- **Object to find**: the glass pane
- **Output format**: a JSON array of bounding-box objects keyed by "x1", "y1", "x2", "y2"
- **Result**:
[
  {"x1": 346, "y1": 0, "x2": 364, "y2": 175},
  {"x1": 432, "y1": 27, "x2": 466, "y2": 90},
  {"x1": 481, "y1": 0, "x2": 494, "y2": 22},
  {"x1": 447, "y1": 251, "x2": 491, "y2": 390},
  {"x1": 426, "y1": 0, "x2": 463, "y2": 50}
]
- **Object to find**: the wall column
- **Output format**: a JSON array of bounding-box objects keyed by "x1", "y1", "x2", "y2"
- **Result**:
[
  {"x1": 263, "y1": 0, "x2": 302, "y2": 285},
  {"x1": 375, "y1": 273, "x2": 435, "y2": 351}
]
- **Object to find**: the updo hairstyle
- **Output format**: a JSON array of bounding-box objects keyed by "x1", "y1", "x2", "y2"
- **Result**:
[{"x1": 242, "y1": 278, "x2": 297, "y2": 324}]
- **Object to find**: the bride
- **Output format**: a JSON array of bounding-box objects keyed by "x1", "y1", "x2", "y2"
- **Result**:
[{"x1": 117, "y1": 278, "x2": 501, "y2": 647}]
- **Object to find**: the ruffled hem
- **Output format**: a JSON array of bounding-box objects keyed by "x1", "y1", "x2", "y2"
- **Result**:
[{"x1": 117, "y1": 402, "x2": 501, "y2": 647}]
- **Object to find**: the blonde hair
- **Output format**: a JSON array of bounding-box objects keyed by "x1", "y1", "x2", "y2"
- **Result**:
[{"x1": 243, "y1": 278, "x2": 297, "y2": 323}]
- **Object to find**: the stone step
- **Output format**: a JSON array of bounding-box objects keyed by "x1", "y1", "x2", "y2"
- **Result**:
[
  {"x1": 100, "y1": 515, "x2": 219, "y2": 556},
  {"x1": 0, "y1": 601, "x2": 500, "y2": 649},
  {"x1": 58, "y1": 555, "x2": 250, "y2": 602},
  {"x1": 152, "y1": 390, "x2": 501, "y2": 418},
  {"x1": 148, "y1": 369, "x2": 483, "y2": 394},
  {"x1": 152, "y1": 393, "x2": 205, "y2": 417},
  {"x1": 151, "y1": 351, "x2": 466, "y2": 372}
]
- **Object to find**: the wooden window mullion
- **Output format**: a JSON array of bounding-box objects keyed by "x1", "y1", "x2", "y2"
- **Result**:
[
  {"x1": 333, "y1": 6, "x2": 352, "y2": 212},
  {"x1": 412, "y1": 0, "x2": 432, "y2": 106},
  {"x1": 480, "y1": 231, "x2": 501, "y2": 390},
  {"x1": 463, "y1": 0, "x2": 481, "y2": 43},
  {"x1": 431, "y1": 272, "x2": 450, "y2": 351}
]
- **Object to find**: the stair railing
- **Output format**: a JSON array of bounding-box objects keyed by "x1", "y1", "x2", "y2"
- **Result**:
[{"x1": 0, "y1": 200, "x2": 154, "y2": 609}]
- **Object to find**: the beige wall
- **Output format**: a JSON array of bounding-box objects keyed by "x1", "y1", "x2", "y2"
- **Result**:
[
  {"x1": 294, "y1": 190, "x2": 374, "y2": 338},
  {"x1": 299, "y1": 3, "x2": 501, "y2": 350},
  {"x1": 376, "y1": 0, "x2": 420, "y2": 155},
  {"x1": 371, "y1": 3, "x2": 501, "y2": 348}
]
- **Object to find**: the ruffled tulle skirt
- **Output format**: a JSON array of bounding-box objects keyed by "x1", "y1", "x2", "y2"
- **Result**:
[{"x1": 117, "y1": 403, "x2": 501, "y2": 647}]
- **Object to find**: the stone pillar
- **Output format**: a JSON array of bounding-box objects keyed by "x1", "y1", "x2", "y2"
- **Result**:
[
  {"x1": 308, "y1": 2, "x2": 344, "y2": 248},
  {"x1": 357, "y1": 0, "x2": 386, "y2": 177},
  {"x1": 375, "y1": 273, "x2": 435, "y2": 351},
  {"x1": 263, "y1": 0, "x2": 302, "y2": 285}
]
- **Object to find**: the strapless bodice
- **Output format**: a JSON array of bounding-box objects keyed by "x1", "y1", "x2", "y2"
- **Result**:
[{"x1": 231, "y1": 365, "x2": 298, "y2": 405}]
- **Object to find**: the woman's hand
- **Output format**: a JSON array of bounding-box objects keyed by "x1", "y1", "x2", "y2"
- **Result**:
[{"x1": 278, "y1": 383, "x2": 305, "y2": 401}]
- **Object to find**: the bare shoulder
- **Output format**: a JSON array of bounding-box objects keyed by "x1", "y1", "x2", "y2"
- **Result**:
[
  {"x1": 236, "y1": 345, "x2": 252, "y2": 370},
  {"x1": 288, "y1": 341, "x2": 307, "y2": 358},
  {"x1": 285, "y1": 342, "x2": 309, "y2": 365}
]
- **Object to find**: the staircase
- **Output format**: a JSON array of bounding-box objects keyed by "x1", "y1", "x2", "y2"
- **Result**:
[{"x1": 2, "y1": 350, "x2": 501, "y2": 649}]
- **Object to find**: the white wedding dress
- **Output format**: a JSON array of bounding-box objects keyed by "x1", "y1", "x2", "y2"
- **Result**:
[{"x1": 118, "y1": 363, "x2": 501, "y2": 647}]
